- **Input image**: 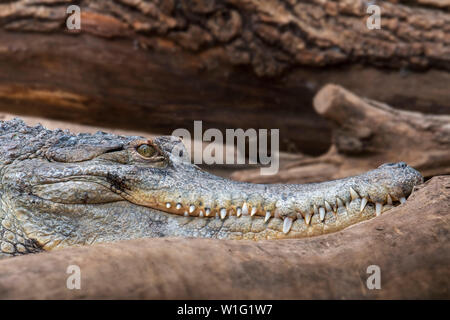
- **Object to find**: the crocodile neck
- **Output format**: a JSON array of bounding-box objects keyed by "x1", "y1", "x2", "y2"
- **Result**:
[{"x1": 0, "y1": 194, "x2": 41, "y2": 258}]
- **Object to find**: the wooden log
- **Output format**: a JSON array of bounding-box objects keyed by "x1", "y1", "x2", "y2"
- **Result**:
[
  {"x1": 0, "y1": 175, "x2": 448, "y2": 299},
  {"x1": 0, "y1": 0, "x2": 449, "y2": 155},
  {"x1": 232, "y1": 84, "x2": 450, "y2": 183}
]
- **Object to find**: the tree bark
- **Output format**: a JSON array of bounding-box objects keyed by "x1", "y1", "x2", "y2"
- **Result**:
[
  {"x1": 0, "y1": 0, "x2": 449, "y2": 155},
  {"x1": 0, "y1": 175, "x2": 448, "y2": 299},
  {"x1": 232, "y1": 84, "x2": 450, "y2": 183}
]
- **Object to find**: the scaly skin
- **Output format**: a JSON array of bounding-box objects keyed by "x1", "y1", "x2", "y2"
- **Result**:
[{"x1": 0, "y1": 119, "x2": 423, "y2": 258}]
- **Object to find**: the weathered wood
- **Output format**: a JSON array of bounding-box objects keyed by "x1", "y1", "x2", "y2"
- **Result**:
[
  {"x1": 0, "y1": 0, "x2": 449, "y2": 155},
  {"x1": 0, "y1": 175, "x2": 448, "y2": 299},
  {"x1": 232, "y1": 84, "x2": 450, "y2": 183}
]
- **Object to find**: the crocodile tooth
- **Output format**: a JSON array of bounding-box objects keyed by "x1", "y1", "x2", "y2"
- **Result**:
[
  {"x1": 319, "y1": 207, "x2": 325, "y2": 222},
  {"x1": 324, "y1": 201, "x2": 332, "y2": 212},
  {"x1": 264, "y1": 211, "x2": 271, "y2": 223},
  {"x1": 337, "y1": 198, "x2": 344, "y2": 208},
  {"x1": 349, "y1": 187, "x2": 359, "y2": 200},
  {"x1": 400, "y1": 197, "x2": 406, "y2": 204},
  {"x1": 360, "y1": 197, "x2": 368, "y2": 212},
  {"x1": 199, "y1": 210, "x2": 204, "y2": 217},
  {"x1": 283, "y1": 217, "x2": 293, "y2": 234},
  {"x1": 304, "y1": 212, "x2": 312, "y2": 225},
  {"x1": 313, "y1": 204, "x2": 319, "y2": 216},
  {"x1": 242, "y1": 203, "x2": 249, "y2": 215},
  {"x1": 205, "y1": 208, "x2": 211, "y2": 216},
  {"x1": 250, "y1": 207, "x2": 257, "y2": 216},
  {"x1": 220, "y1": 208, "x2": 227, "y2": 220},
  {"x1": 176, "y1": 203, "x2": 182, "y2": 210},
  {"x1": 375, "y1": 203, "x2": 383, "y2": 216},
  {"x1": 345, "y1": 201, "x2": 350, "y2": 211},
  {"x1": 387, "y1": 194, "x2": 393, "y2": 205},
  {"x1": 166, "y1": 202, "x2": 171, "y2": 209},
  {"x1": 184, "y1": 211, "x2": 189, "y2": 217},
  {"x1": 236, "y1": 207, "x2": 242, "y2": 217},
  {"x1": 332, "y1": 203, "x2": 338, "y2": 213},
  {"x1": 189, "y1": 205, "x2": 195, "y2": 213}
]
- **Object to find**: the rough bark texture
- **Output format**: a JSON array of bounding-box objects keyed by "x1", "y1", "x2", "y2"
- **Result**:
[
  {"x1": 0, "y1": 175, "x2": 448, "y2": 299},
  {"x1": 0, "y1": 0, "x2": 449, "y2": 155},
  {"x1": 232, "y1": 84, "x2": 450, "y2": 184}
]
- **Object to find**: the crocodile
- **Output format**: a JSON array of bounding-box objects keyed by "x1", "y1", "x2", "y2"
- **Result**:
[{"x1": 0, "y1": 119, "x2": 423, "y2": 258}]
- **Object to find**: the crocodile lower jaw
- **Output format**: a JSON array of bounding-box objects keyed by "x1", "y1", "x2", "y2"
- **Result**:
[{"x1": 140, "y1": 193, "x2": 408, "y2": 238}]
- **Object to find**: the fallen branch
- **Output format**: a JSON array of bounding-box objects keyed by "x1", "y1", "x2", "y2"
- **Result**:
[{"x1": 232, "y1": 84, "x2": 450, "y2": 183}]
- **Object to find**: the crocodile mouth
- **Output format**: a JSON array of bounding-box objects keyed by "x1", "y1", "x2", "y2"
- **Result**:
[
  {"x1": 119, "y1": 162, "x2": 423, "y2": 237},
  {"x1": 149, "y1": 189, "x2": 407, "y2": 234}
]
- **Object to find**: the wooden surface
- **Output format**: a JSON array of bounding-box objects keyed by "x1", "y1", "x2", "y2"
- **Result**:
[
  {"x1": 0, "y1": 0, "x2": 449, "y2": 155},
  {"x1": 0, "y1": 175, "x2": 448, "y2": 299}
]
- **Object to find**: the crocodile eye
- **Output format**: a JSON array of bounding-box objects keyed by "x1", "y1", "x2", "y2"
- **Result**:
[{"x1": 136, "y1": 144, "x2": 157, "y2": 158}]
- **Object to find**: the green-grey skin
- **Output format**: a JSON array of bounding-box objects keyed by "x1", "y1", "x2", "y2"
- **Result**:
[{"x1": 0, "y1": 119, "x2": 423, "y2": 258}]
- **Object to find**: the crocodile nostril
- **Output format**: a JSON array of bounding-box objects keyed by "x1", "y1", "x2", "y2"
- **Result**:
[{"x1": 398, "y1": 162, "x2": 407, "y2": 168}]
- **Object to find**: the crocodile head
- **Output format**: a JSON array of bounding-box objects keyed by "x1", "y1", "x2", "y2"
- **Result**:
[{"x1": 0, "y1": 119, "x2": 423, "y2": 256}]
